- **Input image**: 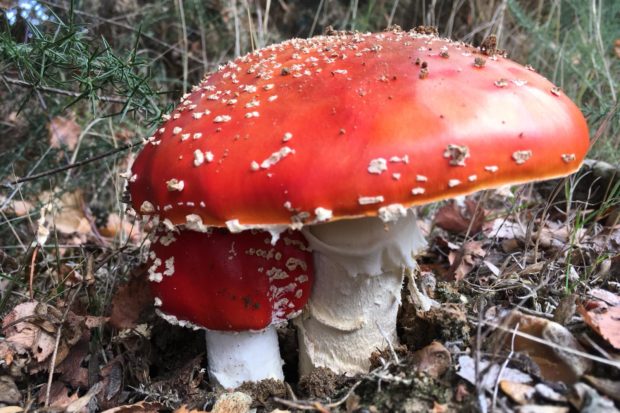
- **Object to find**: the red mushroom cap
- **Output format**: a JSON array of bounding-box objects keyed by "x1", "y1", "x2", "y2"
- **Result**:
[
  {"x1": 148, "y1": 228, "x2": 314, "y2": 331},
  {"x1": 129, "y1": 29, "x2": 589, "y2": 229}
]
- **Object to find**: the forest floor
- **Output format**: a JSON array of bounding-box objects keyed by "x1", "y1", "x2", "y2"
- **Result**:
[
  {"x1": 1, "y1": 160, "x2": 619, "y2": 413},
  {"x1": 1, "y1": 1, "x2": 619, "y2": 412}
]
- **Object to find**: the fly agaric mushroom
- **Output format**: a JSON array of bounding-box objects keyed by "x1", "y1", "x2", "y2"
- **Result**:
[
  {"x1": 128, "y1": 28, "x2": 589, "y2": 376},
  {"x1": 147, "y1": 227, "x2": 313, "y2": 388}
]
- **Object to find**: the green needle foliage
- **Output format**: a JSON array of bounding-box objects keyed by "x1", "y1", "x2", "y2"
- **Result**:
[{"x1": 1, "y1": 9, "x2": 162, "y2": 122}]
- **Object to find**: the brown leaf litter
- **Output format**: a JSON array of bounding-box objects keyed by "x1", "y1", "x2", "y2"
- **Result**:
[{"x1": 578, "y1": 290, "x2": 620, "y2": 349}]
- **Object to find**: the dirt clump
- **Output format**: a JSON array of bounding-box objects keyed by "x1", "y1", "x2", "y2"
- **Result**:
[
  {"x1": 399, "y1": 300, "x2": 470, "y2": 350},
  {"x1": 298, "y1": 366, "x2": 342, "y2": 399},
  {"x1": 238, "y1": 378, "x2": 286, "y2": 408}
]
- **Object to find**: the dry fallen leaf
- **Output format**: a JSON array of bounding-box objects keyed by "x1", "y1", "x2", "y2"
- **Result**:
[
  {"x1": 569, "y1": 382, "x2": 618, "y2": 412},
  {"x1": 410, "y1": 341, "x2": 451, "y2": 379},
  {"x1": 615, "y1": 39, "x2": 620, "y2": 58},
  {"x1": 1, "y1": 301, "x2": 92, "y2": 373},
  {"x1": 2, "y1": 301, "x2": 58, "y2": 369},
  {"x1": 0, "y1": 376, "x2": 21, "y2": 404},
  {"x1": 66, "y1": 382, "x2": 102, "y2": 413},
  {"x1": 42, "y1": 190, "x2": 92, "y2": 236},
  {"x1": 98, "y1": 213, "x2": 143, "y2": 243},
  {"x1": 97, "y1": 358, "x2": 124, "y2": 410},
  {"x1": 0, "y1": 196, "x2": 33, "y2": 217},
  {"x1": 55, "y1": 335, "x2": 90, "y2": 388},
  {"x1": 435, "y1": 200, "x2": 486, "y2": 235},
  {"x1": 48, "y1": 115, "x2": 81, "y2": 152},
  {"x1": 588, "y1": 288, "x2": 620, "y2": 306},
  {"x1": 0, "y1": 407, "x2": 24, "y2": 413},
  {"x1": 500, "y1": 380, "x2": 535, "y2": 405},
  {"x1": 584, "y1": 375, "x2": 620, "y2": 403},
  {"x1": 448, "y1": 240, "x2": 486, "y2": 280},
  {"x1": 38, "y1": 381, "x2": 79, "y2": 410},
  {"x1": 552, "y1": 294, "x2": 577, "y2": 325},
  {"x1": 457, "y1": 355, "x2": 532, "y2": 391},
  {"x1": 535, "y1": 383, "x2": 567, "y2": 403},
  {"x1": 578, "y1": 297, "x2": 620, "y2": 349},
  {"x1": 484, "y1": 218, "x2": 527, "y2": 240},
  {"x1": 109, "y1": 272, "x2": 153, "y2": 329},
  {"x1": 490, "y1": 311, "x2": 591, "y2": 383}
]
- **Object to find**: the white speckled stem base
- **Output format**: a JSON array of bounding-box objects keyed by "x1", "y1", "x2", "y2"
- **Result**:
[
  {"x1": 205, "y1": 326, "x2": 284, "y2": 388},
  {"x1": 297, "y1": 210, "x2": 427, "y2": 375}
]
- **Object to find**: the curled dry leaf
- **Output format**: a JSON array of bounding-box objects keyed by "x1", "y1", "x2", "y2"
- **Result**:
[
  {"x1": 65, "y1": 382, "x2": 103, "y2": 413},
  {"x1": 55, "y1": 335, "x2": 90, "y2": 388},
  {"x1": 0, "y1": 196, "x2": 33, "y2": 217},
  {"x1": 0, "y1": 376, "x2": 21, "y2": 404},
  {"x1": 578, "y1": 296, "x2": 620, "y2": 349},
  {"x1": 97, "y1": 358, "x2": 124, "y2": 410},
  {"x1": 0, "y1": 407, "x2": 24, "y2": 413},
  {"x1": 42, "y1": 190, "x2": 92, "y2": 236},
  {"x1": 0, "y1": 301, "x2": 97, "y2": 374},
  {"x1": 584, "y1": 375, "x2": 620, "y2": 403},
  {"x1": 37, "y1": 381, "x2": 79, "y2": 410},
  {"x1": 534, "y1": 383, "x2": 567, "y2": 403},
  {"x1": 615, "y1": 39, "x2": 620, "y2": 59},
  {"x1": 485, "y1": 218, "x2": 526, "y2": 240},
  {"x1": 109, "y1": 271, "x2": 153, "y2": 329},
  {"x1": 98, "y1": 213, "x2": 143, "y2": 244},
  {"x1": 569, "y1": 382, "x2": 618, "y2": 412},
  {"x1": 434, "y1": 200, "x2": 486, "y2": 235},
  {"x1": 500, "y1": 380, "x2": 535, "y2": 405},
  {"x1": 588, "y1": 288, "x2": 620, "y2": 306},
  {"x1": 410, "y1": 341, "x2": 451, "y2": 378},
  {"x1": 457, "y1": 355, "x2": 532, "y2": 391},
  {"x1": 448, "y1": 240, "x2": 486, "y2": 280},
  {"x1": 490, "y1": 311, "x2": 591, "y2": 383},
  {"x1": 552, "y1": 294, "x2": 577, "y2": 325}
]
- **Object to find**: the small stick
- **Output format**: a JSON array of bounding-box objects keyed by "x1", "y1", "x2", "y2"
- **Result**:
[
  {"x1": 28, "y1": 245, "x2": 39, "y2": 299},
  {"x1": 3, "y1": 77, "x2": 128, "y2": 104},
  {"x1": 6, "y1": 141, "x2": 143, "y2": 186},
  {"x1": 491, "y1": 322, "x2": 519, "y2": 411}
]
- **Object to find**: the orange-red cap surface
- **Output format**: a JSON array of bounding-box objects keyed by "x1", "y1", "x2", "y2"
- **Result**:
[
  {"x1": 149, "y1": 228, "x2": 314, "y2": 330},
  {"x1": 129, "y1": 29, "x2": 589, "y2": 229}
]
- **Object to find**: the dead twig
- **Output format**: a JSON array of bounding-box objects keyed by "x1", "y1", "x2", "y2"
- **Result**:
[
  {"x1": 6, "y1": 141, "x2": 143, "y2": 187},
  {"x1": 3, "y1": 77, "x2": 128, "y2": 104},
  {"x1": 491, "y1": 322, "x2": 519, "y2": 412},
  {"x1": 274, "y1": 381, "x2": 362, "y2": 412},
  {"x1": 28, "y1": 245, "x2": 38, "y2": 299}
]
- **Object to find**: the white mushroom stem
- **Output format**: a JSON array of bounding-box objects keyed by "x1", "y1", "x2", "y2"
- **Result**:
[
  {"x1": 296, "y1": 210, "x2": 427, "y2": 375},
  {"x1": 205, "y1": 326, "x2": 284, "y2": 388}
]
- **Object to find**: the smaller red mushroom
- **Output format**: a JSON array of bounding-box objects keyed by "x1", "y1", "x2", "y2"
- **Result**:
[{"x1": 147, "y1": 227, "x2": 313, "y2": 388}]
